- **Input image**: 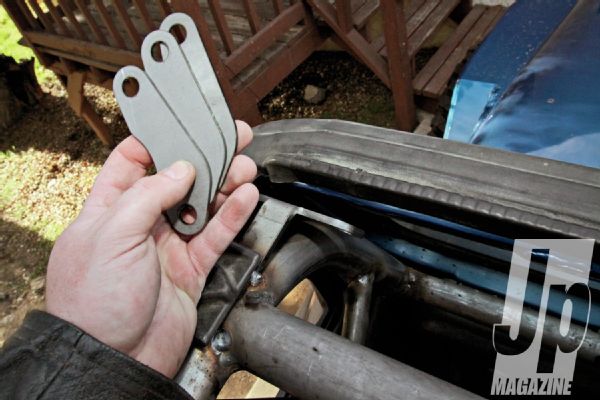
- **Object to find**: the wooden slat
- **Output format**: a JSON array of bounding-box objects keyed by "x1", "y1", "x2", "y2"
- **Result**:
[
  {"x1": 244, "y1": 25, "x2": 324, "y2": 100},
  {"x1": 406, "y1": 0, "x2": 437, "y2": 37},
  {"x1": 413, "y1": 5, "x2": 485, "y2": 93},
  {"x1": 27, "y1": 0, "x2": 56, "y2": 33},
  {"x1": 111, "y1": 0, "x2": 142, "y2": 48},
  {"x1": 208, "y1": 0, "x2": 236, "y2": 54},
  {"x1": 157, "y1": 0, "x2": 172, "y2": 18},
  {"x1": 308, "y1": 0, "x2": 390, "y2": 87},
  {"x1": 405, "y1": 0, "x2": 426, "y2": 19},
  {"x1": 369, "y1": 0, "x2": 427, "y2": 53},
  {"x1": 132, "y1": 0, "x2": 155, "y2": 32},
  {"x1": 422, "y1": 6, "x2": 502, "y2": 97},
  {"x1": 242, "y1": 0, "x2": 262, "y2": 33},
  {"x1": 57, "y1": 0, "x2": 88, "y2": 39},
  {"x1": 353, "y1": 0, "x2": 379, "y2": 29},
  {"x1": 91, "y1": 0, "x2": 126, "y2": 48},
  {"x1": 336, "y1": 0, "x2": 353, "y2": 32},
  {"x1": 42, "y1": 0, "x2": 71, "y2": 36},
  {"x1": 483, "y1": 6, "x2": 505, "y2": 37},
  {"x1": 381, "y1": 0, "x2": 415, "y2": 131},
  {"x1": 16, "y1": 0, "x2": 40, "y2": 29},
  {"x1": 40, "y1": 46, "x2": 121, "y2": 72},
  {"x1": 225, "y1": 2, "x2": 305, "y2": 75},
  {"x1": 170, "y1": 0, "x2": 235, "y2": 93},
  {"x1": 407, "y1": 0, "x2": 459, "y2": 56},
  {"x1": 24, "y1": 29, "x2": 141, "y2": 67},
  {"x1": 73, "y1": 0, "x2": 108, "y2": 45},
  {"x1": 272, "y1": 0, "x2": 285, "y2": 14}
]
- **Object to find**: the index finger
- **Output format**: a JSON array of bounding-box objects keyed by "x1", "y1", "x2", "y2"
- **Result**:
[{"x1": 86, "y1": 135, "x2": 153, "y2": 209}]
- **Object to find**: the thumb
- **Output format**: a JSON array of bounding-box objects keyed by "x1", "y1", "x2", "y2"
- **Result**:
[{"x1": 108, "y1": 160, "x2": 196, "y2": 235}]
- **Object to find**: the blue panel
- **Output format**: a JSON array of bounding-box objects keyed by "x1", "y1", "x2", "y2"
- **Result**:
[
  {"x1": 445, "y1": 0, "x2": 577, "y2": 142},
  {"x1": 470, "y1": 0, "x2": 600, "y2": 168},
  {"x1": 370, "y1": 234, "x2": 600, "y2": 328}
]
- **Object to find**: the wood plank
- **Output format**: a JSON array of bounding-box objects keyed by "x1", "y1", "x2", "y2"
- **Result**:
[
  {"x1": 381, "y1": 0, "x2": 415, "y2": 131},
  {"x1": 353, "y1": 0, "x2": 379, "y2": 29},
  {"x1": 132, "y1": 0, "x2": 156, "y2": 32},
  {"x1": 413, "y1": 5, "x2": 485, "y2": 93},
  {"x1": 24, "y1": 29, "x2": 141, "y2": 67},
  {"x1": 244, "y1": 25, "x2": 324, "y2": 100},
  {"x1": 336, "y1": 0, "x2": 353, "y2": 32},
  {"x1": 111, "y1": 0, "x2": 142, "y2": 48},
  {"x1": 157, "y1": 0, "x2": 172, "y2": 18},
  {"x1": 405, "y1": 0, "x2": 426, "y2": 19},
  {"x1": 406, "y1": 0, "x2": 437, "y2": 37},
  {"x1": 243, "y1": 0, "x2": 262, "y2": 33},
  {"x1": 73, "y1": 0, "x2": 108, "y2": 45},
  {"x1": 408, "y1": 0, "x2": 459, "y2": 56},
  {"x1": 422, "y1": 6, "x2": 502, "y2": 97},
  {"x1": 308, "y1": 0, "x2": 390, "y2": 87},
  {"x1": 91, "y1": 0, "x2": 126, "y2": 48},
  {"x1": 208, "y1": 0, "x2": 236, "y2": 54},
  {"x1": 40, "y1": 46, "x2": 122, "y2": 71},
  {"x1": 272, "y1": 0, "x2": 285, "y2": 14},
  {"x1": 369, "y1": 0, "x2": 426, "y2": 52},
  {"x1": 16, "y1": 0, "x2": 40, "y2": 29},
  {"x1": 170, "y1": 0, "x2": 236, "y2": 95},
  {"x1": 27, "y1": 0, "x2": 56, "y2": 33},
  {"x1": 42, "y1": 0, "x2": 71, "y2": 36},
  {"x1": 225, "y1": 2, "x2": 305, "y2": 75},
  {"x1": 57, "y1": 0, "x2": 88, "y2": 39}
]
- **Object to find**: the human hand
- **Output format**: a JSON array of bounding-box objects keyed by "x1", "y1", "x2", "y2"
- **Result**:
[{"x1": 45, "y1": 121, "x2": 259, "y2": 378}]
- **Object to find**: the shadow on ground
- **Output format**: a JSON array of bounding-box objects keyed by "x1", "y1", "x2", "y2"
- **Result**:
[
  {"x1": 0, "y1": 80, "x2": 129, "y2": 163},
  {"x1": 0, "y1": 217, "x2": 50, "y2": 344}
]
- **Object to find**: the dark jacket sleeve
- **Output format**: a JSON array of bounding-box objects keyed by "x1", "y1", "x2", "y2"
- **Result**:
[{"x1": 0, "y1": 310, "x2": 193, "y2": 400}]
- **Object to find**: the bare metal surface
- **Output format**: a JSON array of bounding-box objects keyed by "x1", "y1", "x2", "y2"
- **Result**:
[
  {"x1": 341, "y1": 273, "x2": 374, "y2": 344},
  {"x1": 160, "y1": 13, "x2": 237, "y2": 186},
  {"x1": 225, "y1": 304, "x2": 483, "y2": 400},
  {"x1": 241, "y1": 196, "x2": 361, "y2": 260},
  {"x1": 247, "y1": 119, "x2": 600, "y2": 241},
  {"x1": 175, "y1": 348, "x2": 219, "y2": 400},
  {"x1": 113, "y1": 66, "x2": 211, "y2": 233}
]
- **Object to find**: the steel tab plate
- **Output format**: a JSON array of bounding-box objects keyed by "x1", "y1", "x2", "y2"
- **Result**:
[
  {"x1": 141, "y1": 30, "x2": 227, "y2": 200},
  {"x1": 113, "y1": 66, "x2": 210, "y2": 234},
  {"x1": 160, "y1": 13, "x2": 237, "y2": 187}
]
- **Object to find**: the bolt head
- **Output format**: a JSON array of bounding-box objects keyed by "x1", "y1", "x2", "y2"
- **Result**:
[
  {"x1": 250, "y1": 271, "x2": 263, "y2": 286},
  {"x1": 211, "y1": 331, "x2": 232, "y2": 352}
]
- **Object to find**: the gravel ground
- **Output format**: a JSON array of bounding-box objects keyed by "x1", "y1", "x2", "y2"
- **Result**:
[
  {"x1": 0, "y1": 51, "x2": 397, "y2": 345},
  {"x1": 0, "y1": 77, "x2": 129, "y2": 344}
]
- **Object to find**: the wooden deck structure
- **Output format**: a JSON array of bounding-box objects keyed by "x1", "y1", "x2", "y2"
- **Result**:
[{"x1": 2, "y1": 0, "x2": 504, "y2": 145}]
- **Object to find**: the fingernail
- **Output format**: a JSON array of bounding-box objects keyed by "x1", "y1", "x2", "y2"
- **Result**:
[{"x1": 163, "y1": 160, "x2": 193, "y2": 180}]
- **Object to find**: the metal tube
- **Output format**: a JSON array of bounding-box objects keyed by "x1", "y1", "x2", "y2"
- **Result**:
[
  {"x1": 341, "y1": 273, "x2": 374, "y2": 344},
  {"x1": 403, "y1": 269, "x2": 600, "y2": 363},
  {"x1": 224, "y1": 304, "x2": 482, "y2": 400}
]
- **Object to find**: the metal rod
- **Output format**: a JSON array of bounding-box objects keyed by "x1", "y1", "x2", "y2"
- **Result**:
[
  {"x1": 224, "y1": 304, "x2": 482, "y2": 400},
  {"x1": 403, "y1": 269, "x2": 600, "y2": 363},
  {"x1": 341, "y1": 273, "x2": 374, "y2": 344}
]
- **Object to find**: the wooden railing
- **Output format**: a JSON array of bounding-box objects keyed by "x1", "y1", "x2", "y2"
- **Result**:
[{"x1": 2, "y1": 0, "x2": 320, "y2": 144}]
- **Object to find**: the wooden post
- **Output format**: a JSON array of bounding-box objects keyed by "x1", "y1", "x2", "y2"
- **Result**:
[
  {"x1": 380, "y1": 0, "x2": 416, "y2": 131},
  {"x1": 65, "y1": 71, "x2": 114, "y2": 146}
]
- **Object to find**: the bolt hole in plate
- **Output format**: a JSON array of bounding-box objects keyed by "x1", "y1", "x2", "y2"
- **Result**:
[
  {"x1": 122, "y1": 77, "x2": 140, "y2": 97},
  {"x1": 179, "y1": 204, "x2": 198, "y2": 225},
  {"x1": 151, "y1": 40, "x2": 169, "y2": 62},
  {"x1": 114, "y1": 13, "x2": 238, "y2": 235},
  {"x1": 170, "y1": 23, "x2": 187, "y2": 44}
]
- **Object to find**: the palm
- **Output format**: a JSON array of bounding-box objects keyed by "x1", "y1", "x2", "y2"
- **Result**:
[{"x1": 46, "y1": 122, "x2": 258, "y2": 378}]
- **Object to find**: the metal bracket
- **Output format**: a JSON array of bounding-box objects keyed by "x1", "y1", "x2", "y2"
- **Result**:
[
  {"x1": 241, "y1": 195, "x2": 362, "y2": 262},
  {"x1": 195, "y1": 242, "x2": 260, "y2": 346}
]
